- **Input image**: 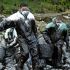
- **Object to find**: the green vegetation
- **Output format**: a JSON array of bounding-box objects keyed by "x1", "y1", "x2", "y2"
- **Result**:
[{"x1": 0, "y1": 0, "x2": 70, "y2": 15}]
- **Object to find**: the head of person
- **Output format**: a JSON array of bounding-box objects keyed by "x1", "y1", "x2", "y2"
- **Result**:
[
  {"x1": 52, "y1": 15, "x2": 62, "y2": 26},
  {"x1": 19, "y1": 3, "x2": 30, "y2": 18},
  {"x1": 19, "y1": 3, "x2": 30, "y2": 12}
]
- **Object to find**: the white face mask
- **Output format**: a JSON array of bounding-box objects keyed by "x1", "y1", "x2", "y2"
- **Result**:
[
  {"x1": 56, "y1": 22, "x2": 61, "y2": 26},
  {"x1": 21, "y1": 11, "x2": 29, "y2": 15}
]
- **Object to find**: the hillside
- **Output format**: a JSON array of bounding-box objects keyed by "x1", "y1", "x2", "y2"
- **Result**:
[{"x1": 0, "y1": 0, "x2": 70, "y2": 15}]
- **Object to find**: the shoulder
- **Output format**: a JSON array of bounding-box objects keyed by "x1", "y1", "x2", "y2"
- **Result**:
[
  {"x1": 46, "y1": 22, "x2": 55, "y2": 29},
  {"x1": 6, "y1": 12, "x2": 18, "y2": 20},
  {"x1": 59, "y1": 22, "x2": 68, "y2": 30},
  {"x1": 27, "y1": 12, "x2": 35, "y2": 20},
  {"x1": 6, "y1": 11, "x2": 24, "y2": 21},
  {"x1": 59, "y1": 22, "x2": 67, "y2": 27}
]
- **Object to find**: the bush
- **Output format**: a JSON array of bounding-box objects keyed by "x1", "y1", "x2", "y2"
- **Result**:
[{"x1": 0, "y1": 0, "x2": 70, "y2": 15}]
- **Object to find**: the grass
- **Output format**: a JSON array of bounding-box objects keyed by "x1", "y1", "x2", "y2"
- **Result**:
[{"x1": 0, "y1": 0, "x2": 70, "y2": 15}]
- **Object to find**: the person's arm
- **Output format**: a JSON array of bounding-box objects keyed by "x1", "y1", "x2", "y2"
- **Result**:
[
  {"x1": 0, "y1": 12, "x2": 21, "y2": 31},
  {"x1": 31, "y1": 20, "x2": 37, "y2": 37},
  {"x1": 64, "y1": 32, "x2": 69, "y2": 49},
  {"x1": 0, "y1": 20, "x2": 9, "y2": 31},
  {"x1": 62, "y1": 30, "x2": 69, "y2": 49},
  {"x1": 42, "y1": 29, "x2": 52, "y2": 44},
  {"x1": 28, "y1": 12, "x2": 38, "y2": 37},
  {"x1": 0, "y1": 20, "x2": 15, "y2": 31}
]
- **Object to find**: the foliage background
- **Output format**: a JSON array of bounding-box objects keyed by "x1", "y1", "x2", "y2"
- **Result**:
[{"x1": 0, "y1": 0, "x2": 70, "y2": 15}]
